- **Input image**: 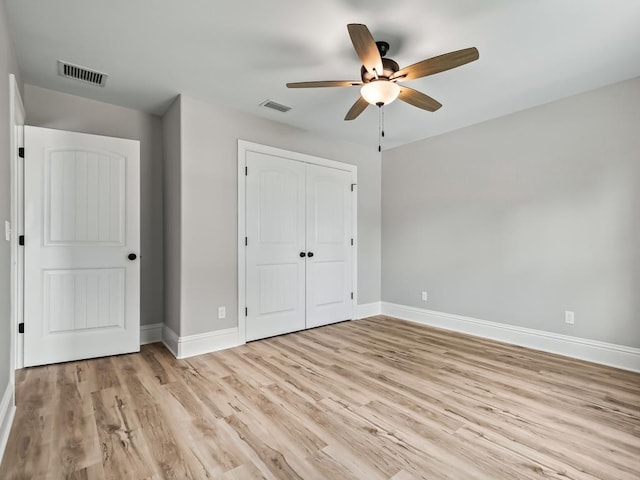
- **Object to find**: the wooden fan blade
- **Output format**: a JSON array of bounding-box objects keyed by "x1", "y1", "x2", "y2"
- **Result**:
[
  {"x1": 347, "y1": 24, "x2": 383, "y2": 77},
  {"x1": 391, "y1": 47, "x2": 479, "y2": 81},
  {"x1": 287, "y1": 80, "x2": 362, "y2": 88},
  {"x1": 398, "y1": 86, "x2": 442, "y2": 112},
  {"x1": 345, "y1": 96, "x2": 369, "y2": 121}
]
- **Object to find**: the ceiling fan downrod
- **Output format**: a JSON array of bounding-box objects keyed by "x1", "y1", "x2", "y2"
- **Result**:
[{"x1": 376, "y1": 41, "x2": 390, "y2": 57}]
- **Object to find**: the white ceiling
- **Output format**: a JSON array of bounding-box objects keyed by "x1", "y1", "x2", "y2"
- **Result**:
[{"x1": 6, "y1": 0, "x2": 640, "y2": 149}]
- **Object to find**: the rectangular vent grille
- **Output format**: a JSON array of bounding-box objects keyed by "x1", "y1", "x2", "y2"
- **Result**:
[
  {"x1": 260, "y1": 99, "x2": 291, "y2": 113},
  {"x1": 57, "y1": 61, "x2": 108, "y2": 87}
]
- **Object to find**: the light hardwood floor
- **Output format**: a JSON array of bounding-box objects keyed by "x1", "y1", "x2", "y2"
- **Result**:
[{"x1": 1, "y1": 316, "x2": 639, "y2": 479}]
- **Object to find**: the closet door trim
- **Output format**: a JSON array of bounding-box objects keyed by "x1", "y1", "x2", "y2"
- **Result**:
[{"x1": 237, "y1": 140, "x2": 357, "y2": 345}]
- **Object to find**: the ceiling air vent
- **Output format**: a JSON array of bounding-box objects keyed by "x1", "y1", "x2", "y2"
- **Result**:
[
  {"x1": 260, "y1": 99, "x2": 291, "y2": 113},
  {"x1": 57, "y1": 60, "x2": 108, "y2": 87}
]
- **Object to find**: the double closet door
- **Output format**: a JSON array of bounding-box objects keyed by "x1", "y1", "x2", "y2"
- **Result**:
[{"x1": 245, "y1": 150, "x2": 354, "y2": 342}]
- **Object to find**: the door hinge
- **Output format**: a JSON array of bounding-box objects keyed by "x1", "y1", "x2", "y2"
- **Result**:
[
  {"x1": 350, "y1": 238, "x2": 354, "y2": 246},
  {"x1": 245, "y1": 166, "x2": 248, "y2": 176},
  {"x1": 350, "y1": 292, "x2": 354, "y2": 300},
  {"x1": 18, "y1": 147, "x2": 24, "y2": 158},
  {"x1": 245, "y1": 237, "x2": 248, "y2": 246},
  {"x1": 245, "y1": 307, "x2": 248, "y2": 316},
  {"x1": 351, "y1": 183, "x2": 356, "y2": 192},
  {"x1": 18, "y1": 323, "x2": 24, "y2": 334},
  {"x1": 18, "y1": 235, "x2": 24, "y2": 246}
]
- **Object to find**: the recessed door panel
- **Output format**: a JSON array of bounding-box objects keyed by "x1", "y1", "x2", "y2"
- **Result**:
[
  {"x1": 44, "y1": 268, "x2": 125, "y2": 333},
  {"x1": 258, "y1": 169, "x2": 300, "y2": 244},
  {"x1": 314, "y1": 179, "x2": 346, "y2": 244},
  {"x1": 258, "y1": 264, "x2": 301, "y2": 315},
  {"x1": 45, "y1": 150, "x2": 125, "y2": 245},
  {"x1": 309, "y1": 260, "x2": 345, "y2": 306}
]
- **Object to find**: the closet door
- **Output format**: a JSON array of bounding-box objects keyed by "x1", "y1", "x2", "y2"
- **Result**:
[
  {"x1": 305, "y1": 164, "x2": 353, "y2": 328},
  {"x1": 245, "y1": 152, "x2": 306, "y2": 341}
]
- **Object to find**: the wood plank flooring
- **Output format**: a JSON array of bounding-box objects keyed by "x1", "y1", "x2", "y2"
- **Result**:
[{"x1": 1, "y1": 316, "x2": 639, "y2": 479}]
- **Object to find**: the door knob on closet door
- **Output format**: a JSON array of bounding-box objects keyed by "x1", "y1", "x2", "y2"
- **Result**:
[
  {"x1": 128, "y1": 253, "x2": 137, "y2": 261},
  {"x1": 307, "y1": 252, "x2": 314, "y2": 258},
  {"x1": 299, "y1": 252, "x2": 306, "y2": 258}
]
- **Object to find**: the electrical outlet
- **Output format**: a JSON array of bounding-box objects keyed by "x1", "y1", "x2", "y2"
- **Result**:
[
  {"x1": 218, "y1": 306, "x2": 226, "y2": 319},
  {"x1": 565, "y1": 311, "x2": 575, "y2": 325},
  {"x1": 421, "y1": 291, "x2": 428, "y2": 302}
]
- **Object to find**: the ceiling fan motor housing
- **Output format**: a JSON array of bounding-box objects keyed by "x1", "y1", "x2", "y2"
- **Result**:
[{"x1": 361, "y1": 57, "x2": 399, "y2": 83}]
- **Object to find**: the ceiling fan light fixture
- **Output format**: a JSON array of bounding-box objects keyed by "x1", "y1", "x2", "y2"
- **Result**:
[{"x1": 360, "y1": 80, "x2": 400, "y2": 106}]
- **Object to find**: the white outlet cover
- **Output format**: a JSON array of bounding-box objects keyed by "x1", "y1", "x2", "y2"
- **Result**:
[
  {"x1": 218, "y1": 306, "x2": 226, "y2": 319},
  {"x1": 565, "y1": 311, "x2": 575, "y2": 324}
]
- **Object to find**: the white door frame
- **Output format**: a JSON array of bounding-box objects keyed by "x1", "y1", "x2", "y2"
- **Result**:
[
  {"x1": 237, "y1": 140, "x2": 358, "y2": 345},
  {"x1": 9, "y1": 74, "x2": 25, "y2": 373}
]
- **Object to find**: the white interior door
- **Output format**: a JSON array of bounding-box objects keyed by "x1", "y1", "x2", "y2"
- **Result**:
[
  {"x1": 245, "y1": 149, "x2": 354, "y2": 341},
  {"x1": 24, "y1": 126, "x2": 140, "y2": 367},
  {"x1": 305, "y1": 164, "x2": 353, "y2": 328},
  {"x1": 245, "y1": 151, "x2": 306, "y2": 341}
]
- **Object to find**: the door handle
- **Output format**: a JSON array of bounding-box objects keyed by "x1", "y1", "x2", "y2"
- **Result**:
[
  {"x1": 299, "y1": 252, "x2": 306, "y2": 258},
  {"x1": 128, "y1": 253, "x2": 137, "y2": 261},
  {"x1": 307, "y1": 252, "x2": 314, "y2": 258}
]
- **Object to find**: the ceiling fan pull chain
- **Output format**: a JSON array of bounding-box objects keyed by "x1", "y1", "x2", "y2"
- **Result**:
[{"x1": 378, "y1": 104, "x2": 382, "y2": 152}]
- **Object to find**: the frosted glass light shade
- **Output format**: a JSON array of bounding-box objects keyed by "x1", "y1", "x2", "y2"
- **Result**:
[{"x1": 360, "y1": 80, "x2": 400, "y2": 106}]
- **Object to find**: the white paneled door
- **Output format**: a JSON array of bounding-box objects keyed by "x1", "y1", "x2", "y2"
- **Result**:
[
  {"x1": 245, "y1": 150, "x2": 353, "y2": 341},
  {"x1": 24, "y1": 126, "x2": 140, "y2": 367},
  {"x1": 305, "y1": 164, "x2": 353, "y2": 328},
  {"x1": 245, "y1": 152, "x2": 306, "y2": 341}
]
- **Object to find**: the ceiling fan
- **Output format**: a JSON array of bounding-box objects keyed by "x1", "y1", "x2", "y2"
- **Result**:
[{"x1": 286, "y1": 24, "x2": 479, "y2": 121}]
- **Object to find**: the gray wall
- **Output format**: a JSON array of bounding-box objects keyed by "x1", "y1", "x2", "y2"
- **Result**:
[
  {"x1": 161, "y1": 97, "x2": 181, "y2": 334},
  {"x1": 171, "y1": 94, "x2": 381, "y2": 337},
  {"x1": 382, "y1": 77, "x2": 640, "y2": 348},
  {"x1": 24, "y1": 85, "x2": 164, "y2": 327},
  {"x1": 0, "y1": 1, "x2": 21, "y2": 396}
]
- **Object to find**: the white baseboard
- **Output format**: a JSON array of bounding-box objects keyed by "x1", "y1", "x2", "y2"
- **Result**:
[
  {"x1": 162, "y1": 325, "x2": 179, "y2": 357},
  {"x1": 162, "y1": 326, "x2": 240, "y2": 359},
  {"x1": 0, "y1": 381, "x2": 16, "y2": 465},
  {"x1": 140, "y1": 323, "x2": 163, "y2": 345},
  {"x1": 380, "y1": 302, "x2": 640, "y2": 373},
  {"x1": 356, "y1": 302, "x2": 382, "y2": 319}
]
